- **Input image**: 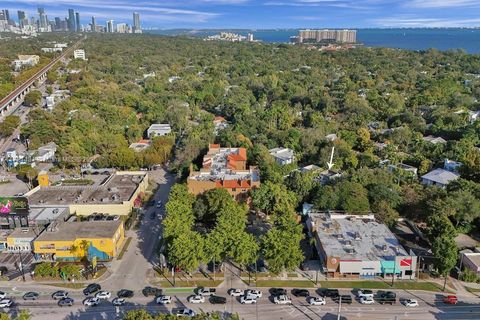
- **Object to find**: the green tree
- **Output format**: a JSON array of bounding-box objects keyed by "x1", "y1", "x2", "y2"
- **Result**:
[
  {"x1": 0, "y1": 115, "x2": 20, "y2": 137},
  {"x1": 60, "y1": 264, "x2": 81, "y2": 279},
  {"x1": 15, "y1": 165, "x2": 38, "y2": 188},
  {"x1": 426, "y1": 214, "x2": 456, "y2": 241},
  {"x1": 432, "y1": 235, "x2": 457, "y2": 290},
  {"x1": 252, "y1": 181, "x2": 297, "y2": 215},
  {"x1": 337, "y1": 181, "x2": 370, "y2": 212},
  {"x1": 163, "y1": 184, "x2": 195, "y2": 242},
  {"x1": 168, "y1": 231, "x2": 204, "y2": 272},
  {"x1": 15, "y1": 310, "x2": 32, "y2": 320},
  {"x1": 285, "y1": 170, "x2": 317, "y2": 205},
  {"x1": 24, "y1": 90, "x2": 42, "y2": 107}
]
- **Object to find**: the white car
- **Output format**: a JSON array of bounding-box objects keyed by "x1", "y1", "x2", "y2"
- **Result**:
[
  {"x1": 156, "y1": 295, "x2": 172, "y2": 304},
  {"x1": 308, "y1": 296, "x2": 326, "y2": 306},
  {"x1": 174, "y1": 308, "x2": 196, "y2": 317},
  {"x1": 156, "y1": 201, "x2": 162, "y2": 208},
  {"x1": 112, "y1": 298, "x2": 125, "y2": 306},
  {"x1": 240, "y1": 296, "x2": 257, "y2": 304},
  {"x1": 95, "y1": 291, "x2": 111, "y2": 300},
  {"x1": 356, "y1": 289, "x2": 374, "y2": 299},
  {"x1": 245, "y1": 289, "x2": 262, "y2": 299},
  {"x1": 403, "y1": 299, "x2": 419, "y2": 307},
  {"x1": 187, "y1": 295, "x2": 205, "y2": 304},
  {"x1": 0, "y1": 292, "x2": 6, "y2": 299},
  {"x1": 274, "y1": 295, "x2": 292, "y2": 305},
  {"x1": 0, "y1": 299, "x2": 12, "y2": 308},
  {"x1": 360, "y1": 297, "x2": 375, "y2": 305},
  {"x1": 83, "y1": 297, "x2": 100, "y2": 306},
  {"x1": 228, "y1": 289, "x2": 244, "y2": 297}
]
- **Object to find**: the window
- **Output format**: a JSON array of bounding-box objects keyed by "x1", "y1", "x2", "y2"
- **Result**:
[
  {"x1": 405, "y1": 270, "x2": 413, "y2": 276},
  {"x1": 232, "y1": 188, "x2": 237, "y2": 192},
  {"x1": 39, "y1": 244, "x2": 55, "y2": 250}
]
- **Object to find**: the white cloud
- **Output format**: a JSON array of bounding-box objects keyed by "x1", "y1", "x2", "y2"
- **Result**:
[
  {"x1": 407, "y1": 0, "x2": 480, "y2": 8},
  {"x1": 372, "y1": 15, "x2": 480, "y2": 27}
]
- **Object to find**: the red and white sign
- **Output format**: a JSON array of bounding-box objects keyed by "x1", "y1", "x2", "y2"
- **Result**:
[{"x1": 400, "y1": 258, "x2": 412, "y2": 267}]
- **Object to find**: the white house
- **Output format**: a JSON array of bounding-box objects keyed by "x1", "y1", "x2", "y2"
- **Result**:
[
  {"x1": 269, "y1": 148, "x2": 295, "y2": 165},
  {"x1": 73, "y1": 49, "x2": 86, "y2": 60},
  {"x1": 147, "y1": 124, "x2": 172, "y2": 138},
  {"x1": 12, "y1": 55, "x2": 39, "y2": 71},
  {"x1": 54, "y1": 43, "x2": 68, "y2": 48},
  {"x1": 46, "y1": 96, "x2": 55, "y2": 109},
  {"x1": 421, "y1": 168, "x2": 459, "y2": 188},
  {"x1": 35, "y1": 142, "x2": 57, "y2": 162},
  {"x1": 41, "y1": 47, "x2": 62, "y2": 53}
]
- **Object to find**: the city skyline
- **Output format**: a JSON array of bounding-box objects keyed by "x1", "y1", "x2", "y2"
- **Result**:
[{"x1": 0, "y1": 0, "x2": 479, "y2": 29}]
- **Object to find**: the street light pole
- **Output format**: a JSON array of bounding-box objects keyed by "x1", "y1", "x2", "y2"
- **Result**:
[
  {"x1": 18, "y1": 251, "x2": 25, "y2": 282},
  {"x1": 337, "y1": 295, "x2": 342, "y2": 320}
]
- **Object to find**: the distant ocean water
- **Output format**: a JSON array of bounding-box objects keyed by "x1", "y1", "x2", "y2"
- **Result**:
[{"x1": 148, "y1": 28, "x2": 480, "y2": 54}]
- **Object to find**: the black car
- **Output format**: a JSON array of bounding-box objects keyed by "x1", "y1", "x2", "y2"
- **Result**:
[
  {"x1": 142, "y1": 286, "x2": 163, "y2": 297},
  {"x1": 83, "y1": 283, "x2": 101, "y2": 296},
  {"x1": 209, "y1": 295, "x2": 227, "y2": 304},
  {"x1": 23, "y1": 292, "x2": 39, "y2": 300},
  {"x1": 150, "y1": 211, "x2": 156, "y2": 220},
  {"x1": 58, "y1": 297, "x2": 74, "y2": 307},
  {"x1": 321, "y1": 289, "x2": 340, "y2": 298},
  {"x1": 270, "y1": 288, "x2": 287, "y2": 296},
  {"x1": 291, "y1": 289, "x2": 310, "y2": 297},
  {"x1": 117, "y1": 289, "x2": 134, "y2": 298},
  {"x1": 378, "y1": 291, "x2": 396, "y2": 305},
  {"x1": 333, "y1": 295, "x2": 352, "y2": 304}
]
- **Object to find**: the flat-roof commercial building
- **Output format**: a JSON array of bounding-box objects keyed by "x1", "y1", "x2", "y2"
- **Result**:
[
  {"x1": 26, "y1": 171, "x2": 148, "y2": 216},
  {"x1": 147, "y1": 124, "x2": 171, "y2": 138},
  {"x1": 33, "y1": 220, "x2": 124, "y2": 262},
  {"x1": 297, "y1": 29, "x2": 357, "y2": 43},
  {"x1": 187, "y1": 144, "x2": 260, "y2": 201},
  {"x1": 307, "y1": 211, "x2": 416, "y2": 279}
]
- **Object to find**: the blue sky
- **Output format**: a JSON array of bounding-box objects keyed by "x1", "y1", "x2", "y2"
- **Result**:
[{"x1": 2, "y1": 0, "x2": 480, "y2": 29}]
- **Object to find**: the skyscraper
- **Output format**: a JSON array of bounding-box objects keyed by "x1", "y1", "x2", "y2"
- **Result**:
[
  {"x1": 0, "y1": 10, "x2": 7, "y2": 21},
  {"x1": 54, "y1": 17, "x2": 61, "y2": 30},
  {"x1": 17, "y1": 10, "x2": 27, "y2": 28},
  {"x1": 75, "y1": 12, "x2": 80, "y2": 32},
  {"x1": 91, "y1": 16, "x2": 96, "y2": 32},
  {"x1": 38, "y1": 8, "x2": 47, "y2": 29},
  {"x1": 133, "y1": 12, "x2": 141, "y2": 33},
  {"x1": 68, "y1": 9, "x2": 75, "y2": 32},
  {"x1": 107, "y1": 20, "x2": 114, "y2": 33}
]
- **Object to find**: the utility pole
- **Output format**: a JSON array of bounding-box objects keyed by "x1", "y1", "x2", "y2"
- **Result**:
[
  {"x1": 337, "y1": 295, "x2": 342, "y2": 320},
  {"x1": 391, "y1": 261, "x2": 396, "y2": 287}
]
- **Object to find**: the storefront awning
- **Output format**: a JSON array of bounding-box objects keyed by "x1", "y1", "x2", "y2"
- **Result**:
[{"x1": 381, "y1": 260, "x2": 401, "y2": 274}]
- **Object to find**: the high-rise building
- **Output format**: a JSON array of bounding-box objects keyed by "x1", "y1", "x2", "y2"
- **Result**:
[
  {"x1": 60, "y1": 19, "x2": 68, "y2": 32},
  {"x1": 68, "y1": 9, "x2": 75, "y2": 32},
  {"x1": 38, "y1": 8, "x2": 47, "y2": 29},
  {"x1": 107, "y1": 20, "x2": 114, "y2": 33},
  {"x1": 296, "y1": 29, "x2": 356, "y2": 44},
  {"x1": 247, "y1": 33, "x2": 254, "y2": 42},
  {"x1": 54, "y1": 17, "x2": 61, "y2": 30},
  {"x1": 133, "y1": 12, "x2": 141, "y2": 33},
  {"x1": 75, "y1": 12, "x2": 80, "y2": 32},
  {"x1": 91, "y1": 16, "x2": 96, "y2": 32},
  {"x1": 17, "y1": 10, "x2": 27, "y2": 28},
  {"x1": 4, "y1": 9, "x2": 9, "y2": 21},
  {"x1": 116, "y1": 23, "x2": 128, "y2": 33}
]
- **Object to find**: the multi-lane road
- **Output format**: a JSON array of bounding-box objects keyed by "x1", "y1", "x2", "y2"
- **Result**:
[{"x1": 0, "y1": 286, "x2": 478, "y2": 320}]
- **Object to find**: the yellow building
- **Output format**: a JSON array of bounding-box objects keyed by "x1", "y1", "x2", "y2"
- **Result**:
[
  {"x1": 33, "y1": 220, "x2": 125, "y2": 262},
  {"x1": 26, "y1": 171, "x2": 148, "y2": 216}
]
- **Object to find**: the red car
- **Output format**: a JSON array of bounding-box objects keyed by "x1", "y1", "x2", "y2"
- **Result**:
[{"x1": 443, "y1": 295, "x2": 458, "y2": 304}]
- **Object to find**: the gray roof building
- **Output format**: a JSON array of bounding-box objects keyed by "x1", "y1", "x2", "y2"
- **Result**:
[
  {"x1": 269, "y1": 148, "x2": 295, "y2": 165},
  {"x1": 421, "y1": 168, "x2": 459, "y2": 188}
]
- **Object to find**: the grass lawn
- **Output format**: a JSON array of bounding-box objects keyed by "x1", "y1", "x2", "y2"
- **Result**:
[
  {"x1": 255, "y1": 280, "x2": 315, "y2": 288},
  {"x1": 44, "y1": 282, "x2": 86, "y2": 289},
  {"x1": 117, "y1": 237, "x2": 132, "y2": 260},
  {"x1": 319, "y1": 280, "x2": 447, "y2": 292},
  {"x1": 158, "y1": 280, "x2": 223, "y2": 288},
  {"x1": 465, "y1": 286, "x2": 480, "y2": 294}
]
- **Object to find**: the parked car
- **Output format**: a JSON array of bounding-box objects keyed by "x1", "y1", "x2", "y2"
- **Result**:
[
  {"x1": 83, "y1": 283, "x2": 101, "y2": 296},
  {"x1": 187, "y1": 295, "x2": 205, "y2": 304},
  {"x1": 270, "y1": 288, "x2": 287, "y2": 297},
  {"x1": 58, "y1": 298, "x2": 74, "y2": 307},
  {"x1": 274, "y1": 295, "x2": 292, "y2": 305},
  {"x1": 23, "y1": 292, "x2": 39, "y2": 300},
  {"x1": 228, "y1": 288, "x2": 243, "y2": 297},
  {"x1": 150, "y1": 211, "x2": 156, "y2": 219},
  {"x1": 95, "y1": 291, "x2": 111, "y2": 300},
  {"x1": 403, "y1": 299, "x2": 419, "y2": 307},
  {"x1": 117, "y1": 289, "x2": 134, "y2": 298},
  {"x1": 308, "y1": 296, "x2": 326, "y2": 306},
  {"x1": 355, "y1": 289, "x2": 374, "y2": 299},
  {"x1": 240, "y1": 295, "x2": 257, "y2": 304},
  {"x1": 156, "y1": 295, "x2": 172, "y2": 304},
  {"x1": 291, "y1": 289, "x2": 309, "y2": 297},
  {"x1": 142, "y1": 286, "x2": 162, "y2": 297},
  {"x1": 321, "y1": 289, "x2": 339, "y2": 298},
  {"x1": 0, "y1": 299, "x2": 12, "y2": 308},
  {"x1": 83, "y1": 297, "x2": 100, "y2": 307},
  {"x1": 443, "y1": 295, "x2": 458, "y2": 305},
  {"x1": 0, "y1": 292, "x2": 6, "y2": 299},
  {"x1": 52, "y1": 291, "x2": 69, "y2": 300},
  {"x1": 209, "y1": 295, "x2": 227, "y2": 304},
  {"x1": 112, "y1": 298, "x2": 125, "y2": 306},
  {"x1": 378, "y1": 291, "x2": 396, "y2": 305},
  {"x1": 173, "y1": 308, "x2": 196, "y2": 317},
  {"x1": 156, "y1": 200, "x2": 162, "y2": 208},
  {"x1": 244, "y1": 289, "x2": 262, "y2": 299},
  {"x1": 360, "y1": 296, "x2": 375, "y2": 304},
  {"x1": 194, "y1": 287, "x2": 216, "y2": 296}
]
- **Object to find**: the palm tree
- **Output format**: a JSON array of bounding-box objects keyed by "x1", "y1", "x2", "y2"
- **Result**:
[
  {"x1": 69, "y1": 244, "x2": 79, "y2": 260},
  {"x1": 79, "y1": 240, "x2": 90, "y2": 259}
]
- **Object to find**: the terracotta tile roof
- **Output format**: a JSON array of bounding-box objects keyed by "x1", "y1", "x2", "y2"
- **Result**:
[{"x1": 215, "y1": 179, "x2": 252, "y2": 189}]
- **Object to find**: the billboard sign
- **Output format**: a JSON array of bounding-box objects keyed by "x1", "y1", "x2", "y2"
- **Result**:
[{"x1": 0, "y1": 197, "x2": 29, "y2": 215}]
